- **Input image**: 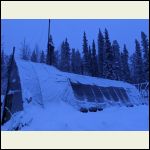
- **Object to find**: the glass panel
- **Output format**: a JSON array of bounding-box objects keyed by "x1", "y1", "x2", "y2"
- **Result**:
[
  {"x1": 113, "y1": 87, "x2": 126, "y2": 104},
  {"x1": 99, "y1": 87, "x2": 111, "y2": 100},
  {"x1": 82, "y1": 84, "x2": 95, "y2": 102},
  {"x1": 92, "y1": 85, "x2": 105, "y2": 103},
  {"x1": 107, "y1": 87, "x2": 119, "y2": 102},
  {"x1": 119, "y1": 88, "x2": 130, "y2": 102},
  {"x1": 70, "y1": 82, "x2": 85, "y2": 101}
]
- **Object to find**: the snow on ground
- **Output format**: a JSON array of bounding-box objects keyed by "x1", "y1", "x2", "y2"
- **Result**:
[
  {"x1": 1, "y1": 101, "x2": 149, "y2": 131},
  {"x1": 1, "y1": 59, "x2": 148, "y2": 131}
]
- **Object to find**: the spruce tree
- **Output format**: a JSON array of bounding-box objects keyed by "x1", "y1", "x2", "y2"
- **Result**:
[
  {"x1": 92, "y1": 40, "x2": 98, "y2": 77},
  {"x1": 53, "y1": 50, "x2": 59, "y2": 68},
  {"x1": 103, "y1": 29, "x2": 115, "y2": 79},
  {"x1": 46, "y1": 35, "x2": 55, "y2": 65},
  {"x1": 121, "y1": 45, "x2": 131, "y2": 82},
  {"x1": 71, "y1": 48, "x2": 76, "y2": 73},
  {"x1": 64, "y1": 38, "x2": 71, "y2": 72},
  {"x1": 60, "y1": 41, "x2": 65, "y2": 71},
  {"x1": 112, "y1": 40, "x2": 121, "y2": 80},
  {"x1": 141, "y1": 32, "x2": 149, "y2": 81},
  {"x1": 134, "y1": 39, "x2": 144, "y2": 83},
  {"x1": 88, "y1": 46, "x2": 93, "y2": 76},
  {"x1": 82, "y1": 32, "x2": 89, "y2": 75},
  {"x1": 60, "y1": 39, "x2": 70, "y2": 72},
  {"x1": 130, "y1": 53, "x2": 136, "y2": 83},
  {"x1": 97, "y1": 29, "x2": 105, "y2": 77},
  {"x1": 20, "y1": 39, "x2": 30, "y2": 60},
  {"x1": 34, "y1": 44, "x2": 40, "y2": 62},
  {"x1": 120, "y1": 52, "x2": 125, "y2": 81},
  {"x1": 40, "y1": 50, "x2": 45, "y2": 63},
  {"x1": 75, "y1": 50, "x2": 82, "y2": 74},
  {"x1": 31, "y1": 50, "x2": 37, "y2": 62}
]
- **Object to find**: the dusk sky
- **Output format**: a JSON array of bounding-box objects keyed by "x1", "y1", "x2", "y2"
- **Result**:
[{"x1": 1, "y1": 19, "x2": 149, "y2": 56}]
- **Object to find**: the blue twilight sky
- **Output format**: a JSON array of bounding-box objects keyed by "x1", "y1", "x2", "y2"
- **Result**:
[{"x1": 1, "y1": 19, "x2": 149, "y2": 55}]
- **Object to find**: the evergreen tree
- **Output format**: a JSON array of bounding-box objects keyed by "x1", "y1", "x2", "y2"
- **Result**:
[
  {"x1": 60, "y1": 39, "x2": 70, "y2": 72},
  {"x1": 141, "y1": 32, "x2": 149, "y2": 81},
  {"x1": 134, "y1": 39, "x2": 144, "y2": 83},
  {"x1": 46, "y1": 35, "x2": 55, "y2": 65},
  {"x1": 20, "y1": 39, "x2": 30, "y2": 60},
  {"x1": 112, "y1": 40, "x2": 121, "y2": 80},
  {"x1": 121, "y1": 45, "x2": 131, "y2": 82},
  {"x1": 88, "y1": 46, "x2": 93, "y2": 76},
  {"x1": 31, "y1": 50, "x2": 37, "y2": 62},
  {"x1": 75, "y1": 50, "x2": 82, "y2": 74},
  {"x1": 97, "y1": 29, "x2": 105, "y2": 77},
  {"x1": 91, "y1": 40, "x2": 98, "y2": 77},
  {"x1": 71, "y1": 48, "x2": 76, "y2": 73},
  {"x1": 64, "y1": 38, "x2": 71, "y2": 72},
  {"x1": 40, "y1": 50, "x2": 45, "y2": 63},
  {"x1": 34, "y1": 44, "x2": 40, "y2": 62},
  {"x1": 120, "y1": 52, "x2": 124, "y2": 81},
  {"x1": 103, "y1": 29, "x2": 115, "y2": 79},
  {"x1": 130, "y1": 53, "x2": 136, "y2": 83},
  {"x1": 82, "y1": 32, "x2": 89, "y2": 75},
  {"x1": 53, "y1": 50, "x2": 59, "y2": 68},
  {"x1": 60, "y1": 41, "x2": 65, "y2": 71}
]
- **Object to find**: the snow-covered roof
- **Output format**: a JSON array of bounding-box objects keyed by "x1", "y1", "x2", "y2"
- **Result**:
[{"x1": 15, "y1": 59, "x2": 141, "y2": 109}]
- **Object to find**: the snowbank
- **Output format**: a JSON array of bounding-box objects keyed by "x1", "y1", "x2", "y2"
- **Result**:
[
  {"x1": 1, "y1": 102, "x2": 149, "y2": 131},
  {"x1": 1, "y1": 59, "x2": 147, "y2": 131}
]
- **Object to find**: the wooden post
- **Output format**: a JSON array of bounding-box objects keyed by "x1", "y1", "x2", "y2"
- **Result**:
[{"x1": 1, "y1": 47, "x2": 15, "y2": 124}]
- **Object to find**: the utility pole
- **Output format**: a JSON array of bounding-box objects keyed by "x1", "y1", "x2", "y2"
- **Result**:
[
  {"x1": 46, "y1": 19, "x2": 54, "y2": 66},
  {"x1": 48, "y1": 19, "x2": 50, "y2": 46}
]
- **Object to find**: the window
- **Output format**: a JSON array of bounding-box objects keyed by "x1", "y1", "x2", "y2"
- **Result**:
[
  {"x1": 70, "y1": 82, "x2": 85, "y2": 101},
  {"x1": 92, "y1": 85, "x2": 105, "y2": 103},
  {"x1": 82, "y1": 84, "x2": 95, "y2": 102},
  {"x1": 114, "y1": 87, "x2": 128, "y2": 103},
  {"x1": 70, "y1": 81, "x2": 131, "y2": 105},
  {"x1": 99, "y1": 87, "x2": 111, "y2": 101},
  {"x1": 107, "y1": 87, "x2": 119, "y2": 102},
  {"x1": 119, "y1": 88, "x2": 130, "y2": 102}
]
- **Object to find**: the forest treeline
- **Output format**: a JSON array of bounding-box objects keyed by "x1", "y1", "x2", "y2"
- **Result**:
[{"x1": 1, "y1": 28, "x2": 149, "y2": 95}]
